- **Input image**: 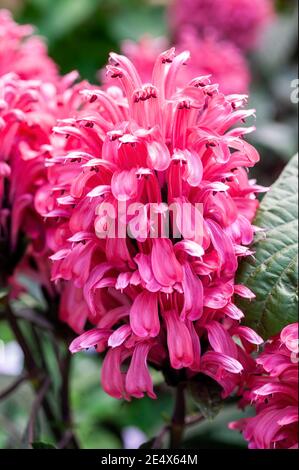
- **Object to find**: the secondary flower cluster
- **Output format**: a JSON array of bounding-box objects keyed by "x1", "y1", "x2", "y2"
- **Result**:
[
  {"x1": 0, "y1": 10, "x2": 95, "y2": 289},
  {"x1": 37, "y1": 49, "x2": 265, "y2": 401},
  {"x1": 169, "y1": 0, "x2": 275, "y2": 51},
  {"x1": 230, "y1": 323, "x2": 298, "y2": 449},
  {"x1": 0, "y1": 70, "x2": 92, "y2": 250},
  {"x1": 117, "y1": 32, "x2": 250, "y2": 95},
  {"x1": 114, "y1": 0, "x2": 275, "y2": 99}
]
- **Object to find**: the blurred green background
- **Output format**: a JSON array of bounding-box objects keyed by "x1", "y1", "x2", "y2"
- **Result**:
[{"x1": 0, "y1": 0, "x2": 298, "y2": 449}]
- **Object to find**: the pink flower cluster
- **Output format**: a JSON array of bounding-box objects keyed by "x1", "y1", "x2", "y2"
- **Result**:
[
  {"x1": 0, "y1": 9, "x2": 58, "y2": 81},
  {"x1": 0, "y1": 10, "x2": 96, "y2": 290},
  {"x1": 169, "y1": 0, "x2": 275, "y2": 51},
  {"x1": 35, "y1": 48, "x2": 266, "y2": 401},
  {"x1": 230, "y1": 323, "x2": 298, "y2": 449},
  {"x1": 0, "y1": 74, "x2": 52, "y2": 248},
  {"x1": 0, "y1": 70, "x2": 92, "y2": 251},
  {"x1": 108, "y1": 32, "x2": 250, "y2": 95}
]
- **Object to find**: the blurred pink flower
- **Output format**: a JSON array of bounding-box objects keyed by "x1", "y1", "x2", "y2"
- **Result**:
[
  {"x1": 176, "y1": 30, "x2": 250, "y2": 95},
  {"x1": 40, "y1": 48, "x2": 265, "y2": 400},
  {"x1": 229, "y1": 323, "x2": 299, "y2": 449},
  {"x1": 0, "y1": 9, "x2": 58, "y2": 82},
  {"x1": 112, "y1": 36, "x2": 168, "y2": 84},
  {"x1": 104, "y1": 33, "x2": 250, "y2": 95},
  {"x1": 169, "y1": 0, "x2": 275, "y2": 51}
]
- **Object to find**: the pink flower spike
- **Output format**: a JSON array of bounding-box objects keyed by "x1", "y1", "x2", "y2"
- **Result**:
[
  {"x1": 230, "y1": 323, "x2": 298, "y2": 449},
  {"x1": 26, "y1": 43, "x2": 264, "y2": 403}
]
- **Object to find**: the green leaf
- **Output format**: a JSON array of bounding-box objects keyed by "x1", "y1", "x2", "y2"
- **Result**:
[
  {"x1": 38, "y1": 0, "x2": 101, "y2": 41},
  {"x1": 110, "y1": 4, "x2": 167, "y2": 42},
  {"x1": 237, "y1": 154, "x2": 298, "y2": 339}
]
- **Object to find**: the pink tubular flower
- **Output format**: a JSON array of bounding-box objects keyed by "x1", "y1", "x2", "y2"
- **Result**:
[
  {"x1": 41, "y1": 48, "x2": 265, "y2": 401},
  {"x1": 229, "y1": 323, "x2": 299, "y2": 449},
  {"x1": 105, "y1": 33, "x2": 250, "y2": 95},
  {"x1": 0, "y1": 9, "x2": 58, "y2": 82},
  {"x1": 169, "y1": 0, "x2": 275, "y2": 51}
]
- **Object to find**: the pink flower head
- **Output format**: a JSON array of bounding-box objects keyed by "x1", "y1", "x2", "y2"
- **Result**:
[
  {"x1": 0, "y1": 9, "x2": 58, "y2": 82},
  {"x1": 104, "y1": 33, "x2": 250, "y2": 95},
  {"x1": 43, "y1": 48, "x2": 264, "y2": 400},
  {"x1": 229, "y1": 323, "x2": 299, "y2": 449},
  {"x1": 169, "y1": 0, "x2": 275, "y2": 51}
]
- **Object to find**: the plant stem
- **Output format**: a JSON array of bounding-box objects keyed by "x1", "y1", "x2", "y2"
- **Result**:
[
  {"x1": 4, "y1": 304, "x2": 62, "y2": 443},
  {"x1": 60, "y1": 349, "x2": 80, "y2": 449},
  {"x1": 27, "y1": 377, "x2": 51, "y2": 445},
  {"x1": 170, "y1": 383, "x2": 186, "y2": 449},
  {"x1": 0, "y1": 372, "x2": 30, "y2": 401},
  {"x1": 152, "y1": 424, "x2": 170, "y2": 449},
  {"x1": 5, "y1": 303, "x2": 37, "y2": 373}
]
